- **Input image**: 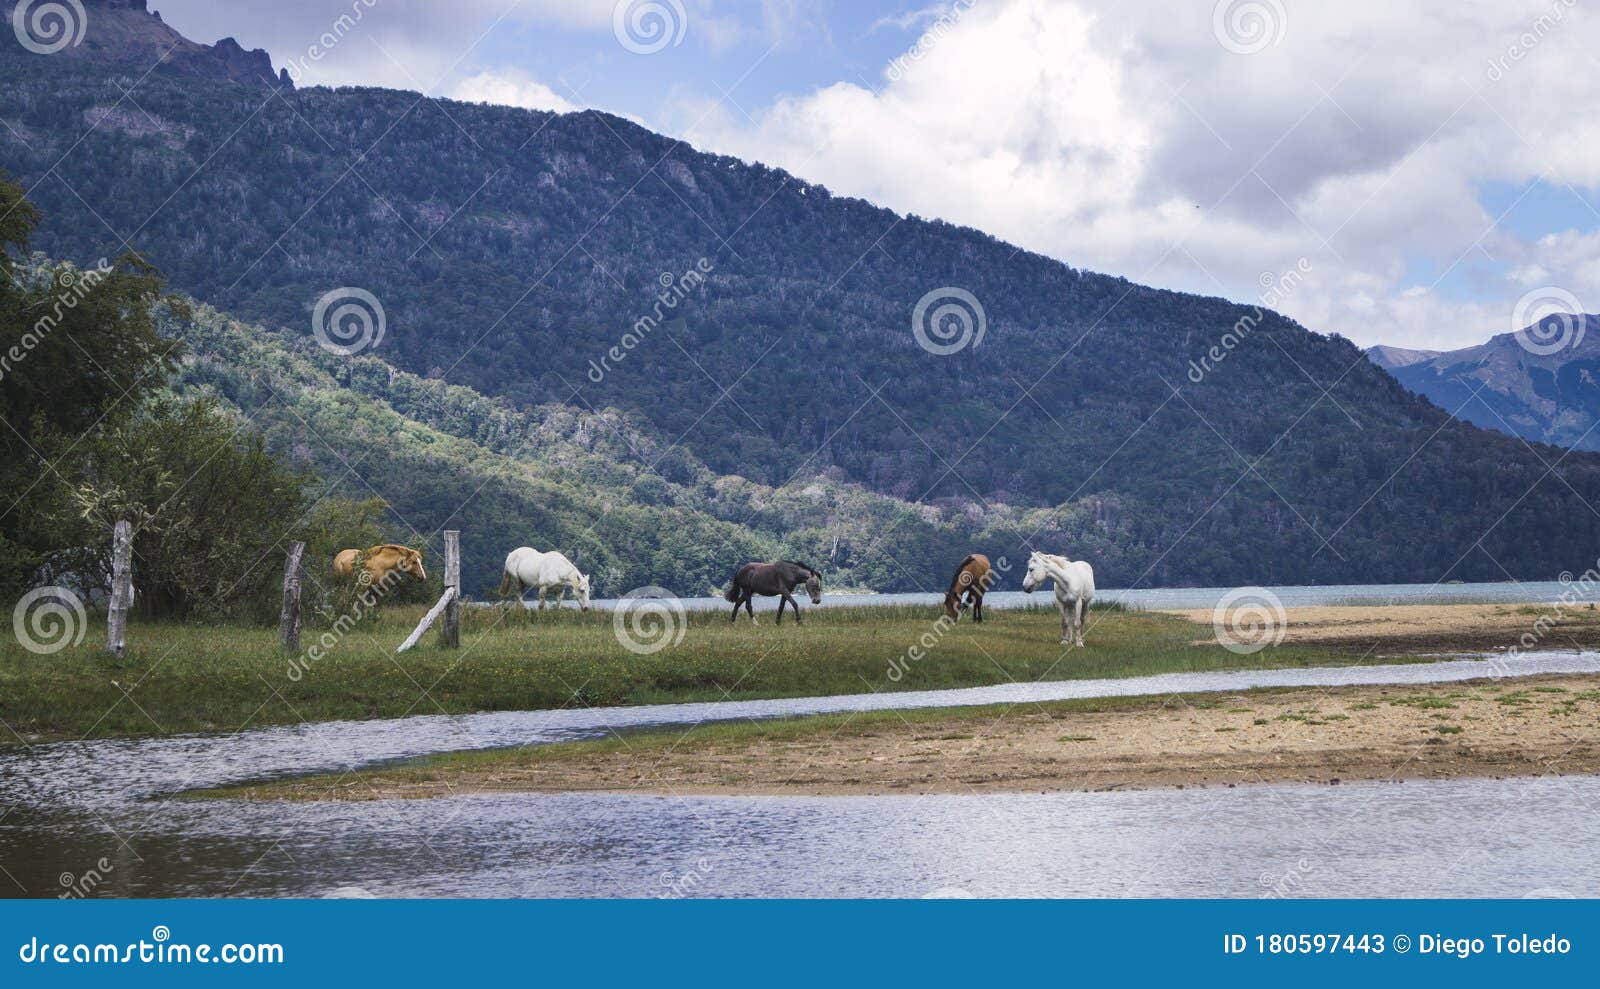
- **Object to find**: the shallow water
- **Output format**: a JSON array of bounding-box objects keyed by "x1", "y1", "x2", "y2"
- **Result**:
[
  {"x1": 1, "y1": 650, "x2": 1597, "y2": 898},
  {"x1": 3, "y1": 777, "x2": 1597, "y2": 899},
  {"x1": 574, "y1": 578, "x2": 1600, "y2": 614}
]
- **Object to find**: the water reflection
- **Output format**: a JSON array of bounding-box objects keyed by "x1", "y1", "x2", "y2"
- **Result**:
[
  {"x1": 2, "y1": 779, "x2": 1596, "y2": 898},
  {"x1": 2, "y1": 650, "x2": 1598, "y2": 899}
]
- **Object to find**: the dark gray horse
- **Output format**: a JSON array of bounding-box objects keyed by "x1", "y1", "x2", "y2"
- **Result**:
[{"x1": 724, "y1": 560, "x2": 822, "y2": 624}]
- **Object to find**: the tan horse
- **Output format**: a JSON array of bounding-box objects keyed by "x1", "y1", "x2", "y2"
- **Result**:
[
  {"x1": 333, "y1": 545, "x2": 427, "y2": 587},
  {"x1": 943, "y1": 553, "x2": 993, "y2": 622}
]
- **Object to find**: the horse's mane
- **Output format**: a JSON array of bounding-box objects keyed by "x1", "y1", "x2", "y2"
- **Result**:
[
  {"x1": 374, "y1": 544, "x2": 417, "y2": 557},
  {"x1": 781, "y1": 560, "x2": 818, "y2": 577}
]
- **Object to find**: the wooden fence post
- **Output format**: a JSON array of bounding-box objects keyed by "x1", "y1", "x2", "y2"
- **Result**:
[
  {"x1": 279, "y1": 541, "x2": 305, "y2": 651},
  {"x1": 440, "y1": 530, "x2": 460, "y2": 648},
  {"x1": 106, "y1": 520, "x2": 132, "y2": 658}
]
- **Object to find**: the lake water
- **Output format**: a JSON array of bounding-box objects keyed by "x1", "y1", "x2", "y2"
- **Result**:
[
  {"x1": 573, "y1": 579, "x2": 1600, "y2": 615},
  {"x1": 1, "y1": 649, "x2": 1596, "y2": 898}
]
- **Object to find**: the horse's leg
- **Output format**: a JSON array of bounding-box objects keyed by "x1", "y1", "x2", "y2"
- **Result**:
[
  {"x1": 745, "y1": 592, "x2": 758, "y2": 624},
  {"x1": 1059, "y1": 600, "x2": 1072, "y2": 647},
  {"x1": 775, "y1": 594, "x2": 786, "y2": 625},
  {"x1": 973, "y1": 591, "x2": 983, "y2": 623},
  {"x1": 555, "y1": 586, "x2": 567, "y2": 611},
  {"x1": 1075, "y1": 598, "x2": 1087, "y2": 647},
  {"x1": 730, "y1": 591, "x2": 742, "y2": 623},
  {"x1": 782, "y1": 592, "x2": 800, "y2": 624}
]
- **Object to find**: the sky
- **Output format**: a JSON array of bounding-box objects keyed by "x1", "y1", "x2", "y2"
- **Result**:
[{"x1": 149, "y1": 0, "x2": 1600, "y2": 353}]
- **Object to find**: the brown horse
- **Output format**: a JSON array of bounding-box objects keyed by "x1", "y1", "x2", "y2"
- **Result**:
[
  {"x1": 724, "y1": 560, "x2": 821, "y2": 624},
  {"x1": 943, "y1": 553, "x2": 993, "y2": 622},
  {"x1": 333, "y1": 545, "x2": 427, "y2": 587}
]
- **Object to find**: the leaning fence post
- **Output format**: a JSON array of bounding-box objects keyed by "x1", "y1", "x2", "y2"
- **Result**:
[
  {"x1": 106, "y1": 520, "x2": 132, "y2": 658},
  {"x1": 440, "y1": 530, "x2": 460, "y2": 648},
  {"x1": 279, "y1": 541, "x2": 305, "y2": 651}
]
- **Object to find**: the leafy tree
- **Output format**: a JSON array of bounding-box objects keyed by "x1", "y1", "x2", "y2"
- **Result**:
[
  {"x1": 66, "y1": 396, "x2": 308, "y2": 617},
  {"x1": 0, "y1": 175, "x2": 178, "y2": 598}
]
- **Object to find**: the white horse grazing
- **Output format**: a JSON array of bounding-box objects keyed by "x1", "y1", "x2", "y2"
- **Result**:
[
  {"x1": 1021, "y1": 551, "x2": 1095, "y2": 647},
  {"x1": 498, "y1": 547, "x2": 592, "y2": 612}
]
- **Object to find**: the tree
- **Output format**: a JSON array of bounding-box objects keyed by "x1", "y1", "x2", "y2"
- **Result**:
[
  {"x1": 0, "y1": 175, "x2": 178, "y2": 598},
  {"x1": 67, "y1": 396, "x2": 308, "y2": 617}
]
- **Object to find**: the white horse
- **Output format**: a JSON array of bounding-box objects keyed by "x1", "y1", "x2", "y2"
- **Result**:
[
  {"x1": 1021, "y1": 551, "x2": 1095, "y2": 647},
  {"x1": 498, "y1": 547, "x2": 592, "y2": 613}
]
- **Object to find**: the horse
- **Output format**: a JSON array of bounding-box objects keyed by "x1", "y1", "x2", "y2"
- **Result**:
[
  {"x1": 332, "y1": 545, "x2": 426, "y2": 587},
  {"x1": 498, "y1": 547, "x2": 592, "y2": 613},
  {"x1": 943, "y1": 553, "x2": 993, "y2": 622},
  {"x1": 724, "y1": 560, "x2": 821, "y2": 624},
  {"x1": 1021, "y1": 551, "x2": 1095, "y2": 647}
]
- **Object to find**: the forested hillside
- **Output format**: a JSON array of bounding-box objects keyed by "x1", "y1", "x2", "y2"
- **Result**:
[
  {"x1": 5, "y1": 32, "x2": 1600, "y2": 587},
  {"x1": 166, "y1": 294, "x2": 1095, "y2": 596}
]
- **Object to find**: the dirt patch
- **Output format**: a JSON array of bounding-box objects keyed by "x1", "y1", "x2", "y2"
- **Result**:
[
  {"x1": 221, "y1": 674, "x2": 1600, "y2": 800},
  {"x1": 1167, "y1": 602, "x2": 1600, "y2": 653}
]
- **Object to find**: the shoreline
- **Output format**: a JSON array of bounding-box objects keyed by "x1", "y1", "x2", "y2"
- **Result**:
[{"x1": 204, "y1": 671, "x2": 1600, "y2": 802}]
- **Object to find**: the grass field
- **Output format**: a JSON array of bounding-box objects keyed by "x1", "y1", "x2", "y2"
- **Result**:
[{"x1": 0, "y1": 602, "x2": 1421, "y2": 743}]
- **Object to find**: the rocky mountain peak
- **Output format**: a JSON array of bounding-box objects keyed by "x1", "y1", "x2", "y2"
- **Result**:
[{"x1": 3, "y1": 0, "x2": 289, "y2": 88}]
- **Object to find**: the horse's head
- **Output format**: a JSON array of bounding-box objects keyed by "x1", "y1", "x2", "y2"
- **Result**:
[
  {"x1": 1022, "y1": 552, "x2": 1049, "y2": 593},
  {"x1": 803, "y1": 570, "x2": 822, "y2": 605},
  {"x1": 575, "y1": 572, "x2": 592, "y2": 612},
  {"x1": 401, "y1": 548, "x2": 426, "y2": 582},
  {"x1": 943, "y1": 589, "x2": 962, "y2": 621}
]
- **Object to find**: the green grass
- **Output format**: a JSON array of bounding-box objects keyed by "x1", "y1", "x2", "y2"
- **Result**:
[{"x1": 1, "y1": 602, "x2": 1431, "y2": 743}]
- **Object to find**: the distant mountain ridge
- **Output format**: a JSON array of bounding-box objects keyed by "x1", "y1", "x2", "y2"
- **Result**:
[
  {"x1": 1367, "y1": 315, "x2": 1600, "y2": 452},
  {"x1": 7, "y1": 19, "x2": 1600, "y2": 587},
  {"x1": 1365, "y1": 345, "x2": 1441, "y2": 370}
]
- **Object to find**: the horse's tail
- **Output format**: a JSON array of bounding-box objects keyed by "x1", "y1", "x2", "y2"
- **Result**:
[
  {"x1": 497, "y1": 569, "x2": 518, "y2": 598},
  {"x1": 723, "y1": 579, "x2": 741, "y2": 603}
]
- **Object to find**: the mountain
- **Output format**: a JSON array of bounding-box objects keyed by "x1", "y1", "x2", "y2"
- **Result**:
[
  {"x1": 1366, "y1": 345, "x2": 1441, "y2": 371},
  {"x1": 0, "y1": 0, "x2": 287, "y2": 88},
  {"x1": 6, "y1": 12, "x2": 1600, "y2": 588},
  {"x1": 160, "y1": 287, "x2": 1098, "y2": 597},
  {"x1": 1367, "y1": 315, "x2": 1600, "y2": 453}
]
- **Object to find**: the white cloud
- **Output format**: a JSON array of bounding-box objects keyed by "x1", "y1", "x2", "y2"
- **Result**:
[
  {"x1": 451, "y1": 70, "x2": 579, "y2": 113},
  {"x1": 667, "y1": 0, "x2": 1600, "y2": 352}
]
